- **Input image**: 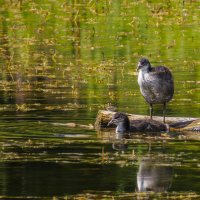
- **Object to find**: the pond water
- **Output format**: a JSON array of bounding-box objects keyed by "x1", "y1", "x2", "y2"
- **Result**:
[{"x1": 0, "y1": 0, "x2": 200, "y2": 199}]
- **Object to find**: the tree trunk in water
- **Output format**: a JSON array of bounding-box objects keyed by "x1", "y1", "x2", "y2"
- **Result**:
[{"x1": 95, "y1": 110, "x2": 200, "y2": 132}]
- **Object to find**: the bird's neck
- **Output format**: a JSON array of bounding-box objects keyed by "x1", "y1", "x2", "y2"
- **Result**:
[
  {"x1": 116, "y1": 119, "x2": 130, "y2": 134},
  {"x1": 141, "y1": 65, "x2": 152, "y2": 73}
]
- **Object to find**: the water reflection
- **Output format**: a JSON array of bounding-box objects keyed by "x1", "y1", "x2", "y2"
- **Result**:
[
  {"x1": 137, "y1": 156, "x2": 173, "y2": 192},
  {"x1": 111, "y1": 127, "x2": 136, "y2": 152},
  {"x1": 112, "y1": 141, "x2": 128, "y2": 152},
  {"x1": 1, "y1": 133, "x2": 200, "y2": 197},
  {"x1": 110, "y1": 132, "x2": 174, "y2": 193}
]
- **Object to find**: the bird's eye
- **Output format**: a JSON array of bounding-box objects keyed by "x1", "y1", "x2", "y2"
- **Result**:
[{"x1": 114, "y1": 114, "x2": 120, "y2": 119}]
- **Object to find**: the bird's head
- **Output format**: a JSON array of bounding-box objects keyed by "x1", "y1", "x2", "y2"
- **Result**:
[
  {"x1": 137, "y1": 58, "x2": 151, "y2": 72},
  {"x1": 107, "y1": 112, "x2": 129, "y2": 126}
]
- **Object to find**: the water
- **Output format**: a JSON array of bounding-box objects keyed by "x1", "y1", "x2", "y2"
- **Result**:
[{"x1": 0, "y1": 0, "x2": 200, "y2": 199}]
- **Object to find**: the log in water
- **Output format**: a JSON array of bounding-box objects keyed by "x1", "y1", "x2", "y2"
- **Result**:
[{"x1": 95, "y1": 110, "x2": 200, "y2": 132}]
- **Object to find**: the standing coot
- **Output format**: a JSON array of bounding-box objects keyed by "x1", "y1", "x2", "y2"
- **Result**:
[{"x1": 137, "y1": 58, "x2": 174, "y2": 123}]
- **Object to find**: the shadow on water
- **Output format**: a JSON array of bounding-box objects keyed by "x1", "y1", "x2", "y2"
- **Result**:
[
  {"x1": 0, "y1": 158, "x2": 173, "y2": 196},
  {"x1": 0, "y1": 136, "x2": 200, "y2": 199},
  {"x1": 0, "y1": 129, "x2": 199, "y2": 199}
]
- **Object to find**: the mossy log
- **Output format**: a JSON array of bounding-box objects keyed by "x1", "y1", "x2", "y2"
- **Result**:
[{"x1": 95, "y1": 110, "x2": 200, "y2": 132}]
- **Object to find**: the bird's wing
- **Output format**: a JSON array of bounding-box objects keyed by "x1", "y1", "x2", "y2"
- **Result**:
[{"x1": 145, "y1": 67, "x2": 174, "y2": 97}]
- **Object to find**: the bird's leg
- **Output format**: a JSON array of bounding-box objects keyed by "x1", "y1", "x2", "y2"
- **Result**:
[
  {"x1": 163, "y1": 102, "x2": 166, "y2": 123},
  {"x1": 149, "y1": 103, "x2": 153, "y2": 119}
]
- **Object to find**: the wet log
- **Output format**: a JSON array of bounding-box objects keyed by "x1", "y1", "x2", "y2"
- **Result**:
[{"x1": 95, "y1": 110, "x2": 200, "y2": 132}]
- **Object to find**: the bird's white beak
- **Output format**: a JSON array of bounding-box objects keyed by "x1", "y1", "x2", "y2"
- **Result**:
[
  {"x1": 137, "y1": 62, "x2": 142, "y2": 71},
  {"x1": 107, "y1": 119, "x2": 114, "y2": 126}
]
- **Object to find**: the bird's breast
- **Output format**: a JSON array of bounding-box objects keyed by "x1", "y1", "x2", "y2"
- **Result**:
[
  {"x1": 137, "y1": 70, "x2": 173, "y2": 104},
  {"x1": 138, "y1": 70, "x2": 145, "y2": 86}
]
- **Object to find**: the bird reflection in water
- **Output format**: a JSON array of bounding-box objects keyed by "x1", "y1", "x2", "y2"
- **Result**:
[
  {"x1": 137, "y1": 156, "x2": 173, "y2": 192},
  {"x1": 106, "y1": 113, "x2": 173, "y2": 193},
  {"x1": 110, "y1": 133, "x2": 173, "y2": 193},
  {"x1": 111, "y1": 131, "x2": 129, "y2": 152}
]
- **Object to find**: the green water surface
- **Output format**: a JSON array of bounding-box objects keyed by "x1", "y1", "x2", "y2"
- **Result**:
[{"x1": 0, "y1": 0, "x2": 200, "y2": 199}]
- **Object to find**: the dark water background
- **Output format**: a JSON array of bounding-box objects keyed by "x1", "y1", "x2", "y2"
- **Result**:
[{"x1": 0, "y1": 0, "x2": 200, "y2": 199}]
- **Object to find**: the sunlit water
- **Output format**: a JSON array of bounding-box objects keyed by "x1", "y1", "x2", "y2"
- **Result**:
[{"x1": 0, "y1": 1, "x2": 200, "y2": 199}]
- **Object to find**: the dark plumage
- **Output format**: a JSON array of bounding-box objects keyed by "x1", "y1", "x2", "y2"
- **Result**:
[
  {"x1": 107, "y1": 112, "x2": 167, "y2": 133},
  {"x1": 137, "y1": 58, "x2": 174, "y2": 123},
  {"x1": 107, "y1": 112, "x2": 132, "y2": 133}
]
